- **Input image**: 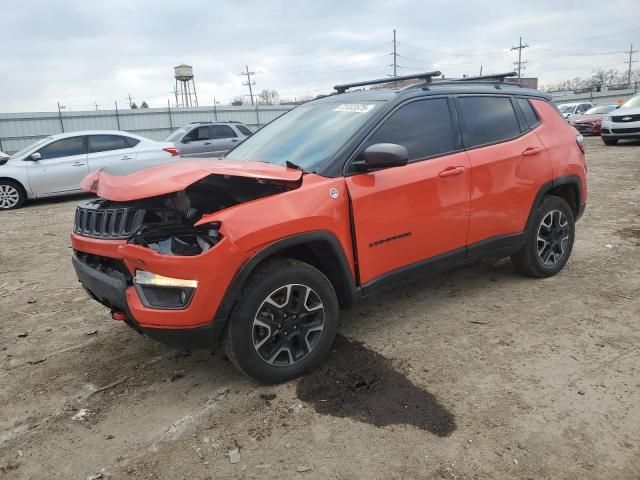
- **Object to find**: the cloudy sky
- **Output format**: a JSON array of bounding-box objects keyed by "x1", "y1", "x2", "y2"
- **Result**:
[{"x1": 1, "y1": 0, "x2": 639, "y2": 112}]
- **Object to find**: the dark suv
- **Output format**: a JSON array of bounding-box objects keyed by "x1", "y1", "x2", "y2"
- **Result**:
[
  {"x1": 166, "y1": 121, "x2": 252, "y2": 157},
  {"x1": 72, "y1": 72, "x2": 587, "y2": 383}
]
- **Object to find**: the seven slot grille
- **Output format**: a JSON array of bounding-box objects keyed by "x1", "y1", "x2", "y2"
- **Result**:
[
  {"x1": 612, "y1": 114, "x2": 640, "y2": 123},
  {"x1": 74, "y1": 205, "x2": 145, "y2": 239}
]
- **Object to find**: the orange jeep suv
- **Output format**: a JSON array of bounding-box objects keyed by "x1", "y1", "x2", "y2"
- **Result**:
[{"x1": 71, "y1": 72, "x2": 587, "y2": 383}]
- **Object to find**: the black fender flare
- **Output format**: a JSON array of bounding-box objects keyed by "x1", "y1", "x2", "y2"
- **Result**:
[
  {"x1": 524, "y1": 175, "x2": 584, "y2": 233},
  {"x1": 213, "y1": 230, "x2": 358, "y2": 327}
]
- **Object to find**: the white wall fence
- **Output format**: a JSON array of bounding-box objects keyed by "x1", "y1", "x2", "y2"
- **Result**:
[
  {"x1": 0, "y1": 104, "x2": 294, "y2": 153},
  {"x1": 550, "y1": 85, "x2": 638, "y2": 105}
]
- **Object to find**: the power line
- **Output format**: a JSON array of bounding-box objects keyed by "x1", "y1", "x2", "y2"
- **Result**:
[
  {"x1": 625, "y1": 43, "x2": 638, "y2": 86},
  {"x1": 240, "y1": 65, "x2": 255, "y2": 106},
  {"x1": 511, "y1": 37, "x2": 529, "y2": 78}
]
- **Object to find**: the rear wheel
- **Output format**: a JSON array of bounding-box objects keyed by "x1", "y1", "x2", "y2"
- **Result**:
[
  {"x1": 602, "y1": 137, "x2": 618, "y2": 145},
  {"x1": 0, "y1": 180, "x2": 25, "y2": 210},
  {"x1": 512, "y1": 195, "x2": 575, "y2": 278},
  {"x1": 224, "y1": 258, "x2": 339, "y2": 384}
]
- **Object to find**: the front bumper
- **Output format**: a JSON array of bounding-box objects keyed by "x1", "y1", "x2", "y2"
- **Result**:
[
  {"x1": 573, "y1": 122, "x2": 601, "y2": 135},
  {"x1": 601, "y1": 119, "x2": 640, "y2": 139},
  {"x1": 71, "y1": 232, "x2": 245, "y2": 349},
  {"x1": 72, "y1": 253, "x2": 224, "y2": 349}
]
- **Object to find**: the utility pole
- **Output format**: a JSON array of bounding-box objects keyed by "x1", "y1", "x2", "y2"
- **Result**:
[
  {"x1": 392, "y1": 29, "x2": 398, "y2": 78},
  {"x1": 479, "y1": 65, "x2": 483, "y2": 76},
  {"x1": 511, "y1": 37, "x2": 529, "y2": 78},
  {"x1": 241, "y1": 65, "x2": 256, "y2": 106},
  {"x1": 127, "y1": 93, "x2": 133, "y2": 108},
  {"x1": 625, "y1": 43, "x2": 638, "y2": 87}
]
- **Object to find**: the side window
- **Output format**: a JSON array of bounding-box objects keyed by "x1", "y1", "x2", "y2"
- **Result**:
[
  {"x1": 363, "y1": 98, "x2": 456, "y2": 162},
  {"x1": 457, "y1": 96, "x2": 521, "y2": 148},
  {"x1": 235, "y1": 124, "x2": 252, "y2": 136},
  {"x1": 37, "y1": 136, "x2": 85, "y2": 160},
  {"x1": 187, "y1": 126, "x2": 211, "y2": 141},
  {"x1": 211, "y1": 125, "x2": 237, "y2": 139},
  {"x1": 516, "y1": 98, "x2": 540, "y2": 129},
  {"x1": 124, "y1": 137, "x2": 140, "y2": 148},
  {"x1": 88, "y1": 135, "x2": 132, "y2": 154}
]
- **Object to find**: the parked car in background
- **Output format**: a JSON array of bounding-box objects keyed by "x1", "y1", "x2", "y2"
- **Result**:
[
  {"x1": 601, "y1": 94, "x2": 640, "y2": 145},
  {"x1": 0, "y1": 150, "x2": 9, "y2": 162},
  {"x1": 570, "y1": 104, "x2": 620, "y2": 135},
  {"x1": 166, "y1": 121, "x2": 252, "y2": 158},
  {"x1": 557, "y1": 102, "x2": 594, "y2": 119},
  {"x1": 71, "y1": 73, "x2": 587, "y2": 383},
  {"x1": 0, "y1": 130, "x2": 179, "y2": 209}
]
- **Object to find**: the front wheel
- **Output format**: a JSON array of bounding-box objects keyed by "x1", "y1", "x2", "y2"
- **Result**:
[
  {"x1": 0, "y1": 180, "x2": 25, "y2": 210},
  {"x1": 224, "y1": 258, "x2": 339, "y2": 383},
  {"x1": 512, "y1": 195, "x2": 575, "y2": 278},
  {"x1": 602, "y1": 137, "x2": 618, "y2": 146}
]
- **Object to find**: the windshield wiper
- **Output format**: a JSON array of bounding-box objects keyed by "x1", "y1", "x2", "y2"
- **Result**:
[{"x1": 286, "y1": 160, "x2": 310, "y2": 174}]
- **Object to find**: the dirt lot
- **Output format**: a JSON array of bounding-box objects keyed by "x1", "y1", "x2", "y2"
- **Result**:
[{"x1": 1, "y1": 137, "x2": 639, "y2": 479}]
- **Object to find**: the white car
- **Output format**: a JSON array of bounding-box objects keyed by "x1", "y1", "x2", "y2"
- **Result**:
[
  {"x1": 0, "y1": 151, "x2": 9, "y2": 161},
  {"x1": 557, "y1": 102, "x2": 594, "y2": 120},
  {"x1": 0, "y1": 130, "x2": 179, "y2": 209},
  {"x1": 601, "y1": 94, "x2": 640, "y2": 145}
]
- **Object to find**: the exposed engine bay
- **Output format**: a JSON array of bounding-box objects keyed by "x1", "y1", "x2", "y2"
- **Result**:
[{"x1": 74, "y1": 174, "x2": 297, "y2": 256}]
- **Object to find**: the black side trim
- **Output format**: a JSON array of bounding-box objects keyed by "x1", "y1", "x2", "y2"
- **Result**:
[
  {"x1": 141, "y1": 324, "x2": 223, "y2": 350},
  {"x1": 361, "y1": 247, "x2": 466, "y2": 296},
  {"x1": 361, "y1": 232, "x2": 527, "y2": 297},
  {"x1": 214, "y1": 231, "x2": 357, "y2": 323},
  {"x1": 466, "y1": 232, "x2": 526, "y2": 261}
]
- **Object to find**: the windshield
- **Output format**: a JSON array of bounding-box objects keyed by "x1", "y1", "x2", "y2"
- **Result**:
[
  {"x1": 584, "y1": 105, "x2": 618, "y2": 115},
  {"x1": 558, "y1": 104, "x2": 575, "y2": 113},
  {"x1": 10, "y1": 136, "x2": 52, "y2": 159},
  {"x1": 165, "y1": 126, "x2": 190, "y2": 142},
  {"x1": 621, "y1": 95, "x2": 640, "y2": 109},
  {"x1": 225, "y1": 101, "x2": 382, "y2": 172}
]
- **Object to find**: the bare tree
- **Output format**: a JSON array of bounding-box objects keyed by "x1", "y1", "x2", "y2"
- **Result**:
[
  {"x1": 258, "y1": 89, "x2": 280, "y2": 105},
  {"x1": 140, "y1": 101, "x2": 149, "y2": 109},
  {"x1": 130, "y1": 102, "x2": 138, "y2": 109},
  {"x1": 231, "y1": 96, "x2": 244, "y2": 106},
  {"x1": 591, "y1": 69, "x2": 621, "y2": 88}
]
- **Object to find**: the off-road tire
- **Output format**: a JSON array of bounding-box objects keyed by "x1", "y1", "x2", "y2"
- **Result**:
[
  {"x1": 512, "y1": 195, "x2": 575, "y2": 278},
  {"x1": 224, "y1": 258, "x2": 339, "y2": 384}
]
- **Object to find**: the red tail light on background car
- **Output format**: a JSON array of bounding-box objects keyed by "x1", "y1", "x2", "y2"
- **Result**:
[{"x1": 163, "y1": 147, "x2": 179, "y2": 156}]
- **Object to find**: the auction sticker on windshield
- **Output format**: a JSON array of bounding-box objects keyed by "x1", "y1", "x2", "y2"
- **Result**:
[{"x1": 334, "y1": 104, "x2": 376, "y2": 113}]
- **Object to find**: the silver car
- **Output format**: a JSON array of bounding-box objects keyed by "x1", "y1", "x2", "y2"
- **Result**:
[
  {"x1": 0, "y1": 130, "x2": 178, "y2": 209},
  {"x1": 166, "y1": 121, "x2": 252, "y2": 158}
]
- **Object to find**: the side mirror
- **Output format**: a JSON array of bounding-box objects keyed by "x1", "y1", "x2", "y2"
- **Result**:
[
  {"x1": 352, "y1": 143, "x2": 409, "y2": 172},
  {"x1": 182, "y1": 136, "x2": 192, "y2": 144},
  {"x1": 29, "y1": 152, "x2": 41, "y2": 161}
]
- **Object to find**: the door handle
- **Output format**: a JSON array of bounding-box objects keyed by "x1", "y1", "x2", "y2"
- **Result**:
[
  {"x1": 120, "y1": 155, "x2": 134, "y2": 160},
  {"x1": 231, "y1": 139, "x2": 239, "y2": 143},
  {"x1": 522, "y1": 147, "x2": 543, "y2": 157},
  {"x1": 439, "y1": 166, "x2": 466, "y2": 177},
  {"x1": 203, "y1": 142, "x2": 212, "y2": 145},
  {"x1": 71, "y1": 162, "x2": 86, "y2": 167}
]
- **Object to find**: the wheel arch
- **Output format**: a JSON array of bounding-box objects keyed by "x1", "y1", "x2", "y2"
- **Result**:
[
  {"x1": 0, "y1": 177, "x2": 29, "y2": 204},
  {"x1": 525, "y1": 175, "x2": 583, "y2": 232},
  {"x1": 214, "y1": 231, "x2": 358, "y2": 325}
]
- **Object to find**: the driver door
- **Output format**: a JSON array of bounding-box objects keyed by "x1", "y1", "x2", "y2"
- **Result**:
[
  {"x1": 26, "y1": 136, "x2": 88, "y2": 196},
  {"x1": 345, "y1": 98, "x2": 471, "y2": 287},
  {"x1": 181, "y1": 126, "x2": 213, "y2": 157}
]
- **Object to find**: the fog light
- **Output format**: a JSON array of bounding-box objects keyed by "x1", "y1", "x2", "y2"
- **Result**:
[{"x1": 134, "y1": 271, "x2": 198, "y2": 289}]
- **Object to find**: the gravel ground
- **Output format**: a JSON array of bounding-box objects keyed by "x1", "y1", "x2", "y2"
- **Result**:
[{"x1": 1, "y1": 136, "x2": 639, "y2": 479}]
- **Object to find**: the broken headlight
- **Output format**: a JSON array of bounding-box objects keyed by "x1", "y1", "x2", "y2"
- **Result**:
[{"x1": 130, "y1": 222, "x2": 222, "y2": 256}]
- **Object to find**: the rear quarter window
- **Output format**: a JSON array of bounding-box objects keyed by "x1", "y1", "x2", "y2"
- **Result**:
[
  {"x1": 516, "y1": 98, "x2": 541, "y2": 129},
  {"x1": 457, "y1": 96, "x2": 521, "y2": 148},
  {"x1": 235, "y1": 124, "x2": 252, "y2": 136}
]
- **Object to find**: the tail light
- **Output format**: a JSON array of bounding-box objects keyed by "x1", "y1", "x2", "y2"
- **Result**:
[
  {"x1": 163, "y1": 147, "x2": 179, "y2": 157},
  {"x1": 576, "y1": 134, "x2": 585, "y2": 154}
]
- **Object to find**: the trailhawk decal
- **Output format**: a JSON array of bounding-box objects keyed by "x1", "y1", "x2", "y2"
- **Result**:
[{"x1": 333, "y1": 104, "x2": 376, "y2": 113}]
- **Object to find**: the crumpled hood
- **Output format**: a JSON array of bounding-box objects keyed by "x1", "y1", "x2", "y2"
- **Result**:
[{"x1": 81, "y1": 159, "x2": 303, "y2": 202}]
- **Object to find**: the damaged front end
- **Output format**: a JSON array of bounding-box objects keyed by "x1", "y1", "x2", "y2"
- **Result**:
[{"x1": 74, "y1": 170, "x2": 300, "y2": 256}]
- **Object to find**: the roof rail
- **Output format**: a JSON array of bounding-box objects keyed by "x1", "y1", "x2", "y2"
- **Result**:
[
  {"x1": 454, "y1": 71, "x2": 518, "y2": 82},
  {"x1": 333, "y1": 71, "x2": 442, "y2": 94}
]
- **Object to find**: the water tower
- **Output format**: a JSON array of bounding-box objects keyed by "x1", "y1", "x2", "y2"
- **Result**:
[{"x1": 174, "y1": 64, "x2": 199, "y2": 107}]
